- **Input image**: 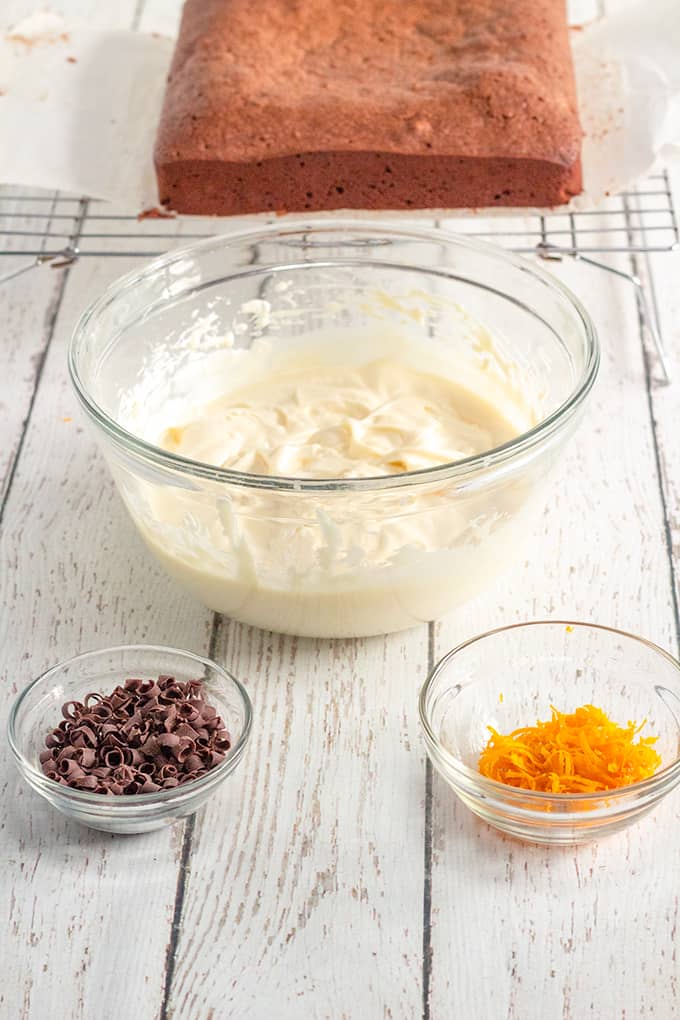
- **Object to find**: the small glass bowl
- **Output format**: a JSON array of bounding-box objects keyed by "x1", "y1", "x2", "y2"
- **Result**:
[
  {"x1": 8, "y1": 645, "x2": 252, "y2": 835},
  {"x1": 419, "y1": 621, "x2": 680, "y2": 845}
]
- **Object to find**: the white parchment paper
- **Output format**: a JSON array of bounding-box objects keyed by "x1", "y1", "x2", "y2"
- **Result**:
[{"x1": 0, "y1": 4, "x2": 679, "y2": 212}]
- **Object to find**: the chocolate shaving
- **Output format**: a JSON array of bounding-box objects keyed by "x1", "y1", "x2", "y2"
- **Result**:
[{"x1": 40, "y1": 675, "x2": 232, "y2": 795}]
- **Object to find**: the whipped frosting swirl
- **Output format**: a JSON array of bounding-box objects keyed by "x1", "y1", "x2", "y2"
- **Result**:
[{"x1": 160, "y1": 358, "x2": 511, "y2": 478}]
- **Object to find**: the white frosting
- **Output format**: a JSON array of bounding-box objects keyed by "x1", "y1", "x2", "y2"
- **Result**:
[
  {"x1": 115, "y1": 321, "x2": 542, "y2": 637},
  {"x1": 158, "y1": 357, "x2": 516, "y2": 479}
]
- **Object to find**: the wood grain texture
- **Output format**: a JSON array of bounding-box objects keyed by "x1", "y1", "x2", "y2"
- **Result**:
[
  {"x1": 164, "y1": 622, "x2": 429, "y2": 1020},
  {"x1": 0, "y1": 5, "x2": 211, "y2": 1020},
  {"x1": 0, "y1": 227, "x2": 65, "y2": 500},
  {"x1": 627, "y1": 165, "x2": 680, "y2": 644},
  {"x1": 427, "y1": 237, "x2": 680, "y2": 1019},
  {"x1": 3, "y1": 0, "x2": 680, "y2": 1017},
  {"x1": 0, "y1": 243, "x2": 217, "y2": 1020}
]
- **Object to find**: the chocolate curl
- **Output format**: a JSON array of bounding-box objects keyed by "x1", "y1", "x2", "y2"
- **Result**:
[
  {"x1": 175, "y1": 723, "x2": 199, "y2": 740},
  {"x1": 108, "y1": 690, "x2": 131, "y2": 712},
  {"x1": 73, "y1": 775, "x2": 99, "y2": 791},
  {"x1": 130, "y1": 748, "x2": 145, "y2": 766},
  {"x1": 140, "y1": 735, "x2": 161, "y2": 757},
  {"x1": 112, "y1": 765, "x2": 136, "y2": 786},
  {"x1": 139, "y1": 778, "x2": 161, "y2": 793},
  {"x1": 213, "y1": 731, "x2": 232, "y2": 753},
  {"x1": 122, "y1": 724, "x2": 144, "y2": 748},
  {"x1": 83, "y1": 692, "x2": 103, "y2": 708},
  {"x1": 138, "y1": 679, "x2": 160, "y2": 699},
  {"x1": 103, "y1": 748, "x2": 125, "y2": 769},
  {"x1": 124, "y1": 677, "x2": 146, "y2": 693},
  {"x1": 176, "y1": 701, "x2": 200, "y2": 723},
  {"x1": 70, "y1": 724, "x2": 97, "y2": 749},
  {"x1": 183, "y1": 753, "x2": 203, "y2": 772},
  {"x1": 123, "y1": 780, "x2": 143, "y2": 795},
  {"x1": 137, "y1": 762, "x2": 155, "y2": 776},
  {"x1": 200, "y1": 706, "x2": 219, "y2": 730},
  {"x1": 45, "y1": 729, "x2": 65, "y2": 749},
  {"x1": 175, "y1": 738, "x2": 196, "y2": 763},
  {"x1": 162, "y1": 777, "x2": 179, "y2": 789},
  {"x1": 158, "y1": 764, "x2": 178, "y2": 781},
  {"x1": 208, "y1": 750, "x2": 226, "y2": 767},
  {"x1": 125, "y1": 709, "x2": 144, "y2": 729},
  {"x1": 157, "y1": 733, "x2": 180, "y2": 754},
  {"x1": 90, "y1": 703, "x2": 114, "y2": 722},
  {"x1": 92, "y1": 766, "x2": 112, "y2": 779},
  {"x1": 39, "y1": 749, "x2": 54, "y2": 765},
  {"x1": 158, "y1": 684, "x2": 184, "y2": 704},
  {"x1": 162, "y1": 706, "x2": 178, "y2": 733},
  {"x1": 74, "y1": 747, "x2": 97, "y2": 769},
  {"x1": 101, "y1": 730, "x2": 126, "y2": 749},
  {"x1": 58, "y1": 759, "x2": 85, "y2": 781},
  {"x1": 61, "y1": 700, "x2": 84, "y2": 721},
  {"x1": 140, "y1": 696, "x2": 160, "y2": 717}
]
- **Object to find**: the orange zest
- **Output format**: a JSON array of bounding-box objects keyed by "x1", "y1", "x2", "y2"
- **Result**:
[{"x1": 478, "y1": 704, "x2": 661, "y2": 793}]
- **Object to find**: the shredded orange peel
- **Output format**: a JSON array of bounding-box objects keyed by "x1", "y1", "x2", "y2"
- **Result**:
[{"x1": 478, "y1": 704, "x2": 661, "y2": 793}]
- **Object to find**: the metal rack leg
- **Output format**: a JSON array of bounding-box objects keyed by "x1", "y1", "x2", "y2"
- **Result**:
[{"x1": 537, "y1": 244, "x2": 673, "y2": 385}]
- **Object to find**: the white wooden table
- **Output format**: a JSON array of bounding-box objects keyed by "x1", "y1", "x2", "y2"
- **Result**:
[{"x1": 2, "y1": 2, "x2": 679, "y2": 1017}]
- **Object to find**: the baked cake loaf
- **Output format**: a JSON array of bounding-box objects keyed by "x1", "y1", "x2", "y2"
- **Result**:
[{"x1": 155, "y1": 0, "x2": 582, "y2": 215}]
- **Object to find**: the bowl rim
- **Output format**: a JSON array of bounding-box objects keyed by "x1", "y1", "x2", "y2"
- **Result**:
[
  {"x1": 7, "y1": 643, "x2": 253, "y2": 810},
  {"x1": 418, "y1": 619, "x2": 680, "y2": 805},
  {"x1": 68, "y1": 220, "x2": 599, "y2": 494}
]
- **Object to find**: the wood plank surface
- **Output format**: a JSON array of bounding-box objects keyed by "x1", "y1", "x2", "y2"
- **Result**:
[
  {"x1": 0, "y1": 5, "x2": 207, "y2": 1020},
  {"x1": 428, "y1": 243, "x2": 680, "y2": 1020},
  {"x1": 2, "y1": 0, "x2": 680, "y2": 1017},
  {"x1": 165, "y1": 623, "x2": 429, "y2": 1020}
]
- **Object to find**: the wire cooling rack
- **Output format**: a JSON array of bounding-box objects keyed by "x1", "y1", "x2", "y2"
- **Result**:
[
  {"x1": 1, "y1": 170, "x2": 678, "y2": 379},
  {"x1": 0, "y1": 171, "x2": 678, "y2": 258}
]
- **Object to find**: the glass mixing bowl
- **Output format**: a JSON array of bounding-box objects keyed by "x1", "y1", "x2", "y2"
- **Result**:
[
  {"x1": 419, "y1": 622, "x2": 680, "y2": 845},
  {"x1": 69, "y1": 224, "x2": 598, "y2": 638}
]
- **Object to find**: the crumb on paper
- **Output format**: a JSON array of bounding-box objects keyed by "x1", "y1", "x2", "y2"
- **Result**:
[
  {"x1": 566, "y1": 625, "x2": 574, "y2": 633},
  {"x1": 137, "y1": 206, "x2": 176, "y2": 221},
  {"x1": 499, "y1": 692, "x2": 504, "y2": 704},
  {"x1": 66, "y1": 56, "x2": 76, "y2": 64},
  {"x1": 62, "y1": 416, "x2": 72, "y2": 423},
  {"x1": 7, "y1": 30, "x2": 70, "y2": 47}
]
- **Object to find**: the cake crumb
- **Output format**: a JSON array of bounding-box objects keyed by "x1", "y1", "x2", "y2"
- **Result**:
[{"x1": 137, "y1": 206, "x2": 176, "y2": 221}]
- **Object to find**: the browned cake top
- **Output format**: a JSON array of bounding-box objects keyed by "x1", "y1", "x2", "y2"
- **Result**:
[{"x1": 156, "y1": 0, "x2": 581, "y2": 168}]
